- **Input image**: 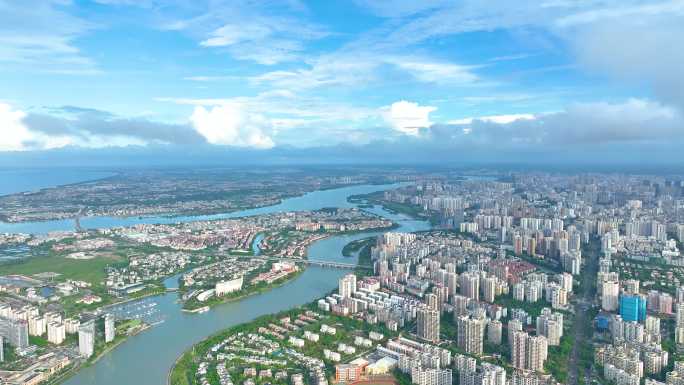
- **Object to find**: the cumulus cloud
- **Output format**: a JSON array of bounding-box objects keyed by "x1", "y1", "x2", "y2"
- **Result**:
[
  {"x1": 1, "y1": 102, "x2": 276, "y2": 152},
  {"x1": 0, "y1": 103, "x2": 210, "y2": 151},
  {"x1": 190, "y1": 104, "x2": 275, "y2": 149},
  {"x1": 158, "y1": 92, "x2": 379, "y2": 147},
  {"x1": 430, "y1": 99, "x2": 682, "y2": 148},
  {"x1": 382, "y1": 101, "x2": 437, "y2": 136},
  {"x1": 0, "y1": 103, "x2": 75, "y2": 151},
  {"x1": 0, "y1": 103, "x2": 37, "y2": 151}
]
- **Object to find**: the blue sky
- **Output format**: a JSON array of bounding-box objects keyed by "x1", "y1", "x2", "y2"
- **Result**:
[{"x1": 1, "y1": 0, "x2": 683, "y2": 163}]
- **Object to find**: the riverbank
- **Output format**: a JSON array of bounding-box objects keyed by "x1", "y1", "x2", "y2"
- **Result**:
[
  {"x1": 91, "y1": 321, "x2": 151, "y2": 364},
  {"x1": 97, "y1": 285, "x2": 168, "y2": 312},
  {"x1": 168, "y1": 299, "x2": 397, "y2": 385},
  {"x1": 168, "y1": 234, "x2": 386, "y2": 385},
  {"x1": 46, "y1": 320, "x2": 152, "y2": 385},
  {"x1": 181, "y1": 268, "x2": 304, "y2": 311}
]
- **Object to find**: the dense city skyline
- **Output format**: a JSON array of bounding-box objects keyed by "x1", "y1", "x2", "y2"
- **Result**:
[{"x1": 2, "y1": 1, "x2": 684, "y2": 165}]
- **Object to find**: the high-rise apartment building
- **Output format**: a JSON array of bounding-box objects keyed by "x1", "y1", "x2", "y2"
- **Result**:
[
  {"x1": 0, "y1": 316, "x2": 28, "y2": 349},
  {"x1": 47, "y1": 321, "x2": 66, "y2": 345},
  {"x1": 487, "y1": 320, "x2": 502, "y2": 345},
  {"x1": 536, "y1": 309, "x2": 563, "y2": 346},
  {"x1": 459, "y1": 272, "x2": 480, "y2": 302},
  {"x1": 79, "y1": 320, "x2": 96, "y2": 358},
  {"x1": 511, "y1": 331, "x2": 528, "y2": 369},
  {"x1": 511, "y1": 331, "x2": 548, "y2": 372},
  {"x1": 417, "y1": 308, "x2": 440, "y2": 343},
  {"x1": 456, "y1": 315, "x2": 486, "y2": 355},
  {"x1": 339, "y1": 274, "x2": 357, "y2": 299},
  {"x1": 104, "y1": 314, "x2": 115, "y2": 343},
  {"x1": 482, "y1": 277, "x2": 497, "y2": 303},
  {"x1": 526, "y1": 335, "x2": 548, "y2": 372}
]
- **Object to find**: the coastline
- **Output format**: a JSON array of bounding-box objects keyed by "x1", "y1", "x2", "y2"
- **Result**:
[{"x1": 0, "y1": 169, "x2": 120, "y2": 199}]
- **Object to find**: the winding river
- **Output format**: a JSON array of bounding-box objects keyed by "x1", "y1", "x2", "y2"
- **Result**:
[{"x1": 3, "y1": 183, "x2": 432, "y2": 385}]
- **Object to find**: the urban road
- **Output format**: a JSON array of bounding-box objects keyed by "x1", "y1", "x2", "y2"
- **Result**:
[{"x1": 568, "y1": 238, "x2": 600, "y2": 385}]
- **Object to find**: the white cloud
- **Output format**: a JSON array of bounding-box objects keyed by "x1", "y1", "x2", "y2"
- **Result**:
[
  {"x1": 0, "y1": 1, "x2": 97, "y2": 73},
  {"x1": 229, "y1": 39, "x2": 305, "y2": 65},
  {"x1": 0, "y1": 103, "x2": 213, "y2": 151},
  {"x1": 390, "y1": 58, "x2": 479, "y2": 83},
  {"x1": 171, "y1": 2, "x2": 329, "y2": 65},
  {"x1": 555, "y1": 1, "x2": 684, "y2": 27},
  {"x1": 250, "y1": 54, "x2": 378, "y2": 90},
  {"x1": 183, "y1": 75, "x2": 236, "y2": 82},
  {"x1": 160, "y1": 91, "x2": 379, "y2": 147},
  {"x1": 200, "y1": 23, "x2": 272, "y2": 47},
  {"x1": 449, "y1": 114, "x2": 536, "y2": 125},
  {"x1": 351, "y1": 0, "x2": 684, "y2": 112},
  {"x1": 251, "y1": 54, "x2": 480, "y2": 91},
  {"x1": 435, "y1": 98, "x2": 682, "y2": 147},
  {"x1": 383, "y1": 101, "x2": 437, "y2": 136},
  {"x1": 353, "y1": 0, "x2": 452, "y2": 18},
  {"x1": 0, "y1": 103, "x2": 77, "y2": 151},
  {"x1": 190, "y1": 104, "x2": 275, "y2": 149},
  {"x1": 0, "y1": 103, "x2": 33, "y2": 151}
]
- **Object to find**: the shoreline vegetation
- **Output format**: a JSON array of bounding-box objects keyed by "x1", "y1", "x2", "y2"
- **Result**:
[{"x1": 341, "y1": 237, "x2": 375, "y2": 257}]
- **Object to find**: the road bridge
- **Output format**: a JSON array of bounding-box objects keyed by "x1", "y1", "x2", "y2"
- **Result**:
[{"x1": 248, "y1": 255, "x2": 373, "y2": 270}]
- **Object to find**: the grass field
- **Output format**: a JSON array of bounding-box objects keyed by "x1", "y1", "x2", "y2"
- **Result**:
[{"x1": 0, "y1": 253, "x2": 123, "y2": 286}]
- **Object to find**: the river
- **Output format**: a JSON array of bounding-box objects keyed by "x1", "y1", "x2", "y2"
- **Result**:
[
  {"x1": 1, "y1": 183, "x2": 411, "y2": 234},
  {"x1": 42, "y1": 183, "x2": 431, "y2": 385}
]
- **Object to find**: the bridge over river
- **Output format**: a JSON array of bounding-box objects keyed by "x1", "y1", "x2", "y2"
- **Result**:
[{"x1": 249, "y1": 255, "x2": 373, "y2": 270}]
